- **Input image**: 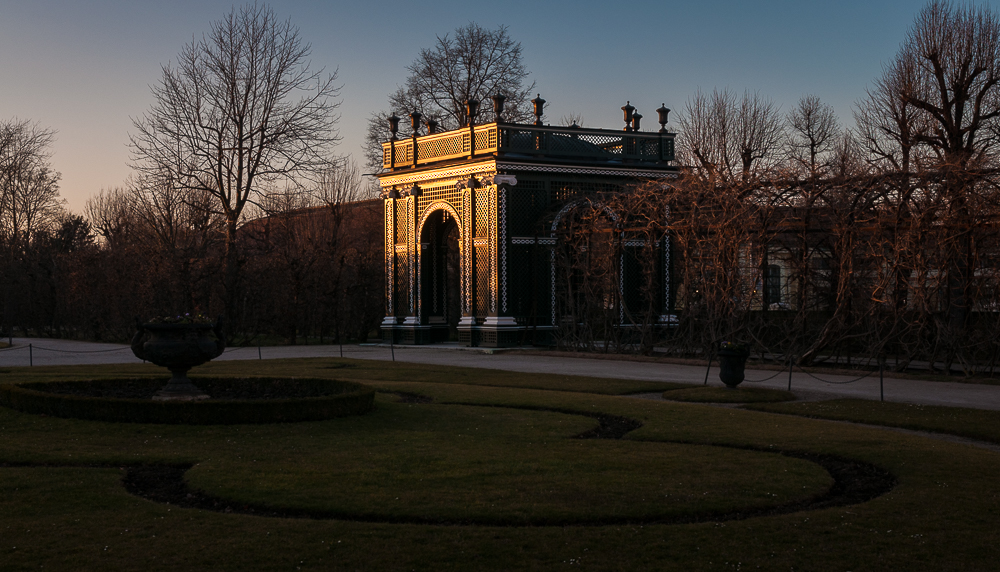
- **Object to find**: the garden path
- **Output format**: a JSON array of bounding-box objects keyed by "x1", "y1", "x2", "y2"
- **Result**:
[{"x1": 3, "y1": 338, "x2": 1000, "y2": 411}]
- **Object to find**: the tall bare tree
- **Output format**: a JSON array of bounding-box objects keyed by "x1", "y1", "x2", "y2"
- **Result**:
[
  {"x1": 883, "y1": 1, "x2": 1000, "y2": 331},
  {"x1": 364, "y1": 23, "x2": 534, "y2": 171},
  {"x1": 130, "y1": 3, "x2": 341, "y2": 321},
  {"x1": 854, "y1": 58, "x2": 929, "y2": 175},
  {"x1": 895, "y1": 1, "x2": 1000, "y2": 169},
  {"x1": 0, "y1": 119, "x2": 63, "y2": 252},
  {"x1": 677, "y1": 88, "x2": 784, "y2": 185},
  {"x1": 787, "y1": 95, "x2": 841, "y2": 177}
]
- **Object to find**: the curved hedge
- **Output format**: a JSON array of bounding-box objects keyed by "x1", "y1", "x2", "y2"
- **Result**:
[{"x1": 0, "y1": 377, "x2": 375, "y2": 424}]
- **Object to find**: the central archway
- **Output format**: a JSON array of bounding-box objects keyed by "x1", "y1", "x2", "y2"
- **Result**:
[{"x1": 419, "y1": 207, "x2": 463, "y2": 341}]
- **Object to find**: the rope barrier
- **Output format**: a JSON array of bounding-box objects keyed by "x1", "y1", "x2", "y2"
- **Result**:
[
  {"x1": 0, "y1": 345, "x2": 25, "y2": 353},
  {"x1": 793, "y1": 364, "x2": 877, "y2": 385},
  {"x1": 740, "y1": 368, "x2": 785, "y2": 383}
]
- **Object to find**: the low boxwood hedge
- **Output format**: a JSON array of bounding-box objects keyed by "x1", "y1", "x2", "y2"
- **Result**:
[{"x1": 0, "y1": 377, "x2": 375, "y2": 424}]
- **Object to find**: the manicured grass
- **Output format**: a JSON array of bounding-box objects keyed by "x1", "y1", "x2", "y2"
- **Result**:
[
  {"x1": 184, "y1": 396, "x2": 830, "y2": 525},
  {"x1": 746, "y1": 398, "x2": 1000, "y2": 444},
  {"x1": 0, "y1": 359, "x2": 999, "y2": 570},
  {"x1": 662, "y1": 386, "x2": 796, "y2": 403}
]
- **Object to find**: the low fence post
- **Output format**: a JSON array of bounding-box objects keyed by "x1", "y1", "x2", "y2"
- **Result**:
[
  {"x1": 787, "y1": 355, "x2": 794, "y2": 391},
  {"x1": 29, "y1": 343, "x2": 33, "y2": 367},
  {"x1": 258, "y1": 346, "x2": 262, "y2": 360},
  {"x1": 703, "y1": 348, "x2": 713, "y2": 386},
  {"x1": 880, "y1": 358, "x2": 885, "y2": 402}
]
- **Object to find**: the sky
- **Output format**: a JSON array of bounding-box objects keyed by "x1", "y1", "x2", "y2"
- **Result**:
[{"x1": 0, "y1": 0, "x2": 955, "y2": 213}]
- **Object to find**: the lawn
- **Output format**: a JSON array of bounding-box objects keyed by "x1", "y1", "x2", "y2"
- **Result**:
[
  {"x1": 746, "y1": 398, "x2": 1000, "y2": 444},
  {"x1": 1, "y1": 358, "x2": 998, "y2": 570}
]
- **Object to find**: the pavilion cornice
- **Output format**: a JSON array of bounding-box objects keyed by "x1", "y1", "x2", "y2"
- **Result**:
[
  {"x1": 380, "y1": 121, "x2": 676, "y2": 172},
  {"x1": 377, "y1": 159, "x2": 499, "y2": 189}
]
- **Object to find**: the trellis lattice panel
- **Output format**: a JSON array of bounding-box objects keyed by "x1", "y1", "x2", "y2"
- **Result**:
[
  {"x1": 549, "y1": 180, "x2": 619, "y2": 204},
  {"x1": 382, "y1": 142, "x2": 413, "y2": 168},
  {"x1": 417, "y1": 135, "x2": 466, "y2": 162},
  {"x1": 393, "y1": 252, "x2": 409, "y2": 318},
  {"x1": 620, "y1": 247, "x2": 642, "y2": 325},
  {"x1": 417, "y1": 184, "x2": 465, "y2": 224},
  {"x1": 474, "y1": 189, "x2": 490, "y2": 238},
  {"x1": 393, "y1": 201, "x2": 408, "y2": 244},
  {"x1": 474, "y1": 129, "x2": 496, "y2": 151},
  {"x1": 474, "y1": 241, "x2": 491, "y2": 317},
  {"x1": 506, "y1": 183, "x2": 549, "y2": 236}
]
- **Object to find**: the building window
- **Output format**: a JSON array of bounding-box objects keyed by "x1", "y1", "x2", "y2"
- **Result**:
[{"x1": 765, "y1": 264, "x2": 782, "y2": 307}]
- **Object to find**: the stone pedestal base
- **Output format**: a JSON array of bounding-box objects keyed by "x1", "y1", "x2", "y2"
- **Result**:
[{"x1": 153, "y1": 371, "x2": 210, "y2": 401}]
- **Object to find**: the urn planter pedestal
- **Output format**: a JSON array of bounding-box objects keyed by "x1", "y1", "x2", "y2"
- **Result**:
[
  {"x1": 131, "y1": 322, "x2": 226, "y2": 401},
  {"x1": 717, "y1": 349, "x2": 749, "y2": 389}
]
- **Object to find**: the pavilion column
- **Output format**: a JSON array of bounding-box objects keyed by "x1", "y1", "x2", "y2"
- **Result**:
[
  {"x1": 402, "y1": 195, "x2": 420, "y2": 326},
  {"x1": 480, "y1": 177, "x2": 519, "y2": 346},
  {"x1": 381, "y1": 196, "x2": 399, "y2": 341},
  {"x1": 458, "y1": 186, "x2": 476, "y2": 334}
]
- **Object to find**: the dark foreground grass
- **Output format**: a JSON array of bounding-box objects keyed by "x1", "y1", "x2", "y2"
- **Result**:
[
  {"x1": 0, "y1": 358, "x2": 999, "y2": 570},
  {"x1": 662, "y1": 386, "x2": 796, "y2": 403},
  {"x1": 746, "y1": 398, "x2": 1000, "y2": 444}
]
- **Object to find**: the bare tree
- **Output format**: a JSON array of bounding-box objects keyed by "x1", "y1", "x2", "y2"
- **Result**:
[
  {"x1": 130, "y1": 3, "x2": 341, "y2": 321},
  {"x1": 364, "y1": 23, "x2": 534, "y2": 171},
  {"x1": 314, "y1": 158, "x2": 365, "y2": 206},
  {"x1": 558, "y1": 112, "x2": 585, "y2": 127},
  {"x1": 0, "y1": 119, "x2": 63, "y2": 251},
  {"x1": 829, "y1": 131, "x2": 868, "y2": 179},
  {"x1": 787, "y1": 95, "x2": 840, "y2": 177},
  {"x1": 854, "y1": 58, "x2": 929, "y2": 175},
  {"x1": 85, "y1": 187, "x2": 136, "y2": 248},
  {"x1": 677, "y1": 88, "x2": 784, "y2": 185},
  {"x1": 894, "y1": 0, "x2": 1000, "y2": 169},
  {"x1": 880, "y1": 1, "x2": 1000, "y2": 332}
]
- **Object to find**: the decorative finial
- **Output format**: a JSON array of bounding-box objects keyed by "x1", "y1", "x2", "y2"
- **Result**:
[
  {"x1": 532, "y1": 94, "x2": 546, "y2": 126},
  {"x1": 387, "y1": 113, "x2": 400, "y2": 140},
  {"x1": 621, "y1": 101, "x2": 635, "y2": 132},
  {"x1": 465, "y1": 99, "x2": 480, "y2": 127},
  {"x1": 491, "y1": 92, "x2": 506, "y2": 123},
  {"x1": 409, "y1": 111, "x2": 422, "y2": 135},
  {"x1": 656, "y1": 103, "x2": 671, "y2": 133}
]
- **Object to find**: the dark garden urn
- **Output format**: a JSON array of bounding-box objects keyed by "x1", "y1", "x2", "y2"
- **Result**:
[
  {"x1": 131, "y1": 319, "x2": 226, "y2": 400},
  {"x1": 717, "y1": 348, "x2": 749, "y2": 389}
]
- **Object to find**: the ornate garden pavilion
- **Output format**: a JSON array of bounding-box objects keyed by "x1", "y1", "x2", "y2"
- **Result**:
[{"x1": 379, "y1": 96, "x2": 678, "y2": 347}]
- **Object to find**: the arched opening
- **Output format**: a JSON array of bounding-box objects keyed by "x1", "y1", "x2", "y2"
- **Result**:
[
  {"x1": 420, "y1": 208, "x2": 462, "y2": 341},
  {"x1": 552, "y1": 202, "x2": 620, "y2": 347}
]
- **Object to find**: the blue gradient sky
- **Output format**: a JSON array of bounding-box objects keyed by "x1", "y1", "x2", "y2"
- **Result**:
[{"x1": 0, "y1": 0, "x2": 944, "y2": 211}]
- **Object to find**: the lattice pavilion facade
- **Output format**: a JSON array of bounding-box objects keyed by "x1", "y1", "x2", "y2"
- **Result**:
[{"x1": 379, "y1": 96, "x2": 678, "y2": 347}]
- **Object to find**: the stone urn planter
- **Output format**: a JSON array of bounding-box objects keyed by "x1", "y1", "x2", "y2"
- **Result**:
[
  {"x1": 131, "y1": 319, "x2": 225, "y2": 401},
  {"x1": 717, "y1": 343, "x2": 749, "y2": 389}
]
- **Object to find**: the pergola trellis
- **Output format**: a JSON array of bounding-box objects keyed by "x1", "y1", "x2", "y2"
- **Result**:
[{"x1": 378, "y1": 98, "x2": 679, "y2": 346}]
